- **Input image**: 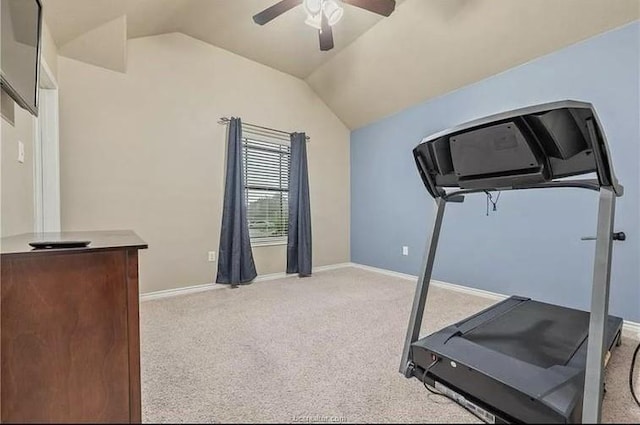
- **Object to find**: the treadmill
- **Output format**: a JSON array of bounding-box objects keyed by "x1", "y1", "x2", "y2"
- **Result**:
[{"x1": 399, "y1": 101, "x2": 626, "y2": 424}]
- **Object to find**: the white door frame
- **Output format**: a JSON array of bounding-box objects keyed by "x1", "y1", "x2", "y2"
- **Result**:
[{"x1": 33, "y1": 60, "x2": 60, "y2": 233}]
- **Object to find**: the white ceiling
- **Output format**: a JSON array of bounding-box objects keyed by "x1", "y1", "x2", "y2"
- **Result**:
[
  {"x1": 42, "y1": 0, "x2": 403, "y2": 79},
  {"x1": 42, "y1": 0, "x2": 639, "y2": 129}
]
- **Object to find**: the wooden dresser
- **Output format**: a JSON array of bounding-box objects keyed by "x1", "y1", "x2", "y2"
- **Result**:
[{"x1": 0, "y1": 230, "x2": 147, "y2": 423}]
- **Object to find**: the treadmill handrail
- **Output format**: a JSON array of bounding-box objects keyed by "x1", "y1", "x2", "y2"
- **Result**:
[
  {"x1": 419, "y1": 101, "x2": 594, "y2": 144},
  {"x1": 441, "y1": 179, "x2": 616, "y2": 201},
  {"x1": 413, "y1": 100, "x2": 623, "y2": 198}
]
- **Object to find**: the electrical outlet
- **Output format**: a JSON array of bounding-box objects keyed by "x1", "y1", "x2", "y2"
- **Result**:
[
  {"x1": 17, "y1": 141, "x2": 25, "y2": 163},
  {"x1": 208, "y1": 251, "x2": 216, "y2": 262},
  {"x1": 402, "y1": 246, "x2": 409, "y2": 256}
]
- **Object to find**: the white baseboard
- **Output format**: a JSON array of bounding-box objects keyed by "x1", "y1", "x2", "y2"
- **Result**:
[
  {"x1": 623, "y1": 320, "x2": 640, "y2": 339},
  {"x1": 253, "y1": 262, "x2": 352, "y2": 283},
  {"x1": 349, "y1": 262, "x2": 506, "y2": 301},
  {"x1": 140, "y1": 262, "x2": 353, "y2": 302},
  {"x1": 314, "y1": 262, "x2": 353, "y2": 272},
  {"x1": 349, "y1": 262, "x2": 640, "y2": 339},
  {"x1": 140, "y1": 282, "x2": 220, "y2": 302}
]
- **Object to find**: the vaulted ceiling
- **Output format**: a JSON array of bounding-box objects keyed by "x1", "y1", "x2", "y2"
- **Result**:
[
  {"x1": 42, "y1": 0, "x2": 639, "y2": 129},
  {"x1": 42, "y1": 0, "x2": 404, "y2": 79},
  {"x1": 307, "y1": 0, "x2": 640, "y2": 128}
]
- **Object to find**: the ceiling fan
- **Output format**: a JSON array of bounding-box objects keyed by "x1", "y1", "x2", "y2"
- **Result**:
[{"x1": 253, "y1": 0, "x2": 396, "y2": 51}]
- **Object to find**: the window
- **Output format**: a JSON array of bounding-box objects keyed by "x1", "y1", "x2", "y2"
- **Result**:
[{"x1": 242, "y1": 137, "x2": 290, "y2": 245}]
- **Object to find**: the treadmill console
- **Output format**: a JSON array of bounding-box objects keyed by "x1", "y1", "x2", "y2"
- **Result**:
[
  {"x1": 449, "y1": 121, "x2": 546, "y2": 189},
  {"x1": 413, "y1": 101, "x2": 621, "y2": 197}
]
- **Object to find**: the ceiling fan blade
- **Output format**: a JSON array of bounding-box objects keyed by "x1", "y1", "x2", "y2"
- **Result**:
[
  {"x1": 253, "y1": 0, "x2": 302, "y2": 25},
  {"x1": 319, "y1": 12, "x2": 334, "y2": 51},
  {"x1": 343, "y1": 0, "x2": 396, "y2": 16}
]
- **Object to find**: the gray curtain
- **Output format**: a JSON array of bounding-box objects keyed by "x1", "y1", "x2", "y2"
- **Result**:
[
  {"x1": 216, "y1": 117, "x2": 257, "y2": 286},
  {"x1": 287, "y1": 132, "x2": 312, "y2": 276}
]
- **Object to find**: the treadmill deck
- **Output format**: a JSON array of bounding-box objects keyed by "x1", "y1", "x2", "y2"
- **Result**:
[
  {"x1": 410, "y1": 296, "x2": 623, "y2": 423},
  {"x1": 464, "y1": 299, "x2": 590, "y2": 368}
]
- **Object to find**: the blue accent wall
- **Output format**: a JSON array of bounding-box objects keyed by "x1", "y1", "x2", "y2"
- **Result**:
[{"x1": 351, "y1": 22, "x2": 640, "y2": 322}]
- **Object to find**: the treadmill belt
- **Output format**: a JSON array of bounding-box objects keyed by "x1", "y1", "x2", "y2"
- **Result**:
[{"x1": 463, "y1": 300, "x2": 589, "y2": 368}]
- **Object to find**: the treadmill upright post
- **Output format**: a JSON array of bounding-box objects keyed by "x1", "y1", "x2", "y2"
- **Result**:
[
  {"x1": 582, "y1": 186, "x2": 616, "y2": 423},
  {"x1": 399, "y1": 197, "x2": 447, "y2": 376}
]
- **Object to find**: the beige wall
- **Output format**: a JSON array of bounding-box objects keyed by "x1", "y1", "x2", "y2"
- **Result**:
[
  {"x1": 41, "y1": 22, "x2": 59, "y2": 79},
  {"x1": 58, "y1": 33, "x2": 350, "y2": 294},
  {"x1": 59, "y1": 16, "x2": 127, "y2": 73},
  {"x1": 1, "y1": 100, "x2": 35, "y2": 237},
  {"x1": 0, "y1": 22, "x2": 58, "y2": 237}
]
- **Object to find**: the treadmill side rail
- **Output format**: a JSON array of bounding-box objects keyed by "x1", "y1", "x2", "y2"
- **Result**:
[
  {"x1": 400, "y1": 197, "x2": 447, "y2": 376},
  {"x1": 582, "y1": 186, "x2": 616, "y2": 423}
]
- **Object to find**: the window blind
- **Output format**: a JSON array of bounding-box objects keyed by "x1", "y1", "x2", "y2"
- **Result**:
[{"x1": 242, "y1": 137, "x2": 290, "y2": 244}]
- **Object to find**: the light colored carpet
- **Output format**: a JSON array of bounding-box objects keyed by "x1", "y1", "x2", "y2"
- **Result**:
[{"x1": 140, "y1": 267, "x2": 640, "y2": 423}]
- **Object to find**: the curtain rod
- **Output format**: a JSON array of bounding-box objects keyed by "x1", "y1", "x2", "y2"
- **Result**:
[{"x1": 217, "y1": 117, "x2": 310, "y2": 141}]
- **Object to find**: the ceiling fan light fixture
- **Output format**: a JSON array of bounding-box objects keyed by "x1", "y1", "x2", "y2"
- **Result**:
[
  {"x1": 304, "y1": 13, "x2": 322, "y2": 30},
  {"x1": 303, "y1": 0, "x2": 323, "y2": 17},
  {"x1": 323, "y1": 0, "x2": 344, "y2": 26},
  {"x1": 253, "y1": 0, "x2": 396, "y2": 52}
]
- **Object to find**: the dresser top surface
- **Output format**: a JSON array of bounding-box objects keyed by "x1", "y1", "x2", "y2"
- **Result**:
[{"x1": 1, "y1": 230, "x2": 148, "y2": 257}]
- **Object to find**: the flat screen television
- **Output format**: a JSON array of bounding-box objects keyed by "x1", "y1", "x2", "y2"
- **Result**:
[{"x1": 1, "y1": 0, "x2": 42, "y2": 117}]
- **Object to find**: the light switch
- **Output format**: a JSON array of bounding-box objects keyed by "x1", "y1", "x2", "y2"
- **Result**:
[
  {"x1": 402, "y1": 246, "x2": 409, "y2": 256},
  {"x1": 18, "y1": 141, "x2": 25, "y2": 163}
]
